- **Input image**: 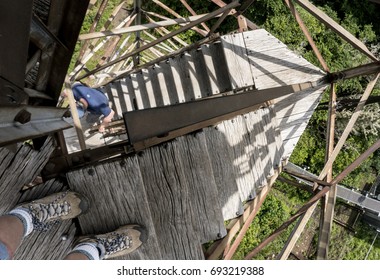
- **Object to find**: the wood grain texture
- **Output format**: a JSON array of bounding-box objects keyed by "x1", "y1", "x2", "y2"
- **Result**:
[
  {"x1": 0, "y1": 137, "x2": 54, "y2": 213},
  {"x1": 137, "y1": 142, "x2": 205, "y2": 259},
  {"x1": 220, "y1": 115, "x2": 258, "y2": 201},
  {"x1": 203, "y1": 126, "x2": 244, "y2": 220},
  {"x1": 221, "y1": 33, "x2": 254, "y2": 89},
  {"x1": 67, "y1": 157, "x2": 162, "y2": 260},
  {"x1": 175, "y1": 134, "x2": 227, "y2": 243},
  {"x1": 201, "y1": 43, "x2": 231, "y2": 95}
]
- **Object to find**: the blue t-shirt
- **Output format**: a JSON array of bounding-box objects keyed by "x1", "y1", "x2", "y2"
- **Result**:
[{"x1": 72, "y1": 84, "x2": 112, "y2": 117}]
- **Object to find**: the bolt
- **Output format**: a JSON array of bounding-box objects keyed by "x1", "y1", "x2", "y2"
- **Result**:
[
  {"x1": 217, "y1": 233, "x2": 222, "y2": 239},
  {"x1": 14, "y1": 109, "x2": 31, "y2": 124},
  {"x1": 88, "y1": 168, "x2": 95, "y2": 176},
  {"x1": 61, "y1": 234, "x2": 68, "y2": 241}
]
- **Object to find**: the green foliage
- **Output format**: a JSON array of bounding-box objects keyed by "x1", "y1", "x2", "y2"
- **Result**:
[{"x1": 233, "y1": 191, "x2": 292, "y2": 259}]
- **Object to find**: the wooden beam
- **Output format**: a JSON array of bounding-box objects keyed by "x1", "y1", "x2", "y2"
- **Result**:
[
  {"x1": 77, "y1": 1, "x2": 241, "y2": 80},
  {"x1": 64, "y1": 79, "x2": 86, "y2": 150},
  {"x1": 207, "y1": 9, "x2": 232, "y2": 35},
  {"x1": 293, "y1": 0, "x2": 378, "y2": 61}
]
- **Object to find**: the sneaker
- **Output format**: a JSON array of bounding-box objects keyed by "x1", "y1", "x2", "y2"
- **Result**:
[
  {"x1": 19, "y1": 191, "x2": 89, "y2": 231},
  {"x1": 79, "y1": 224, "x2": 147, "y2": 260}
]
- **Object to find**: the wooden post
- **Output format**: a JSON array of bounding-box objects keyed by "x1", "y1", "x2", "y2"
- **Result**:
[{"x1": 64, "y1": 78, "x2": 86, "y2": 150}]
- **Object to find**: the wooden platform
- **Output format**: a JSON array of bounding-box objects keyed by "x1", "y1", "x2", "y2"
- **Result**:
[{"x1": 0, "y1": 29, "x2": 327, "y2": 259}]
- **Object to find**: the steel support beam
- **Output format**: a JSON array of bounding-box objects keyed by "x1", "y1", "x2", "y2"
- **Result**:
[
  {"x1": 317, "y1": 83, "x2": 337, "y2": 260},
  {"x1": 0, "y1": 106, "x2": 70, "y2": 147},
  {"x1": 124, "y1": 81, "x2": 323, "y2": 145},
  {"x1": 0, "y1": 0, "x2": 33, "y2": 89},
  {"x1": 293, "y1": 0, "x2": 378, "y2": 61},
  {"x1": 284, "y1": 0, "x2": 329, "y2": 72},
  {"x1": 278, "y1": 74, "x2": 379, "y2": 259}
]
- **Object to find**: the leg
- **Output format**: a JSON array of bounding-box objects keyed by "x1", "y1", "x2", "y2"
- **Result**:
[
  {"x1": 64, "y1": 225, "x2": 147, "y2": 260},
  {"x1": 0, "y1": 215, "x2": 24, "y2": 259},
  {"x1": 0, "y1": 191, "x2": 88, "y2": 260}
]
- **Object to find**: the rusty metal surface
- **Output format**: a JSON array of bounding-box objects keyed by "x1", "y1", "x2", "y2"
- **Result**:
[
  {"x1": 124, "y1": 81, "x2": 323, "y2": 144},
  {"x1": 0, "y1": 0, "x2": 33, "y2": 88},
  {"x1": 0, "y1": 105, "x2": 71, "y2": 147}
]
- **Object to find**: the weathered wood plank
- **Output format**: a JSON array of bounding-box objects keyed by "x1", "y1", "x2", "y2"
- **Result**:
[
  {"x1": 243, "y1": 29, "x2": 288, "y2": 53},
  {"x1": 175, "y1": 134, "x2": 227, "y2": 243},
  {"x1": 157, "y1": 60, "x2": 180, "y2": 105},
  {"x1": 221, "y1": 33, "x2": 254, "y2": 89},
  {"x1": 141, "y1": 68, "x2": 157, "y2": 108},
  {"x1": 220, "y1": 116, "x2": 257, "y2": 201},
  {"x1": 14, "y1": 178, "x2": 74, "y2": 260},
  {"x1": 274, "y1": 87, "x2": 324, "y2": 120},
  {"x1": 264, "y1": 106, "x2": 283, "y2": 169},
  {"x1": 169, "y1": 55, "x2": 190, "y2": 103},
  {"x1": 131, "y1": 72, "x2": 150, "y2": 110},
  {"x1": 67, "y1": 157, "x2": 163, "y2": 260},
  {"x1": 201, "y1": 43, "x2": 231, "y2": 95},
  {"x1": 0, "y1": 138, "x2": 54, "y2": 213},
  {"x1": 104, "y1": 83, "x2": 123, "y2": 118},
  {"x1": 155, "y1": 64, "x2": 172, "y2": 106},
  {"x1": 203, "y1": 126, "x2": 244, "y2": 220},
  {"x1": 120, "y1": 77, "x2": 137, "y2": 111},
  {"x1": 183, "y1": 50, "x2": 203, "y2": 100},
  {"x1": 137, "y1": 142, "x2": 204, "y2": 259},
  {"x1": 252, "y1": 65, "x2": 324, "y2": 90},
  {"x1": 243, "y1": 111, "x2": 266, "y2": 192},
  {"x1": 146, "y1": 66, "x2": 166, "y2": 108},
  {"x1": 113, "y1": 80, "x2": 129, "y2": 113}
]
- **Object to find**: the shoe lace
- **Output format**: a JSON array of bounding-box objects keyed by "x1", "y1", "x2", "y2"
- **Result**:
[
  {"x1": 28, "y1": 193, "x2": 71, "y2": 232},
  {"x1": 96, "y1": 233, "x2": 132, "y2": 256}
]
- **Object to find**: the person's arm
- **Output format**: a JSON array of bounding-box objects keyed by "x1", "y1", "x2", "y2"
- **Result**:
[{"x1": 98, "y1": 109, "x2": 115, "y2": 132}]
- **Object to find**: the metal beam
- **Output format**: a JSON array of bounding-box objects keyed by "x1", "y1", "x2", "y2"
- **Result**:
[
  {"x1": 293, "y1": 0, "x2": 378, "y2": 61},
  {"x1": 180, "y1": 0, "x2": 210, "y2": 32},
  {"x1": 0, "y1": 0, "x2": 33, "y2": 89},
  {"x1": 211, "y1": 0, "x2": 259, "y2": 30},
  {"x1": 224, "y1": 166, "x2": 282, "y2": 259},
  {"x1": 278, "y1": 74, "x2": 379, "y2": 259},
  {"x1": 327, "y1": 61, "x2": 380, "y2": 82},
  {"x1": 245, "y1": 186, "x2": 331, "y2": 259},
  {"x1": 124, "y1": 81, "x2": 323, "y2": 144},
  {"x1": 317, "y1": 83, "x2": 337, "y2": 260},
  {"x1": 284, "y1": 0, "x2": 329, "y2": 72},
  {"x1": 77, "y1": 1, "x2": 241, "y2": 80},
  {"x1": 0, "y1": 105, "x2": 70, "y2": 147}
]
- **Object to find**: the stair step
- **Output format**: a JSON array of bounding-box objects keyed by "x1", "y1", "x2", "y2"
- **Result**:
[
  {"x1": 203, "y1": 126, "x2": 244, "y2": 220},
  {"x1": 175, "y1": 133, "x2": 227, "y2": 243},
  {"x1": 137, "y1": 142, "x2": 205, "y2": 259},
  {"x1": 220, "y1": 33, "x2": 254, "y2": 89},
  {"x1": 67, "y1": 157, "x2": 163, "y2": 260}
]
